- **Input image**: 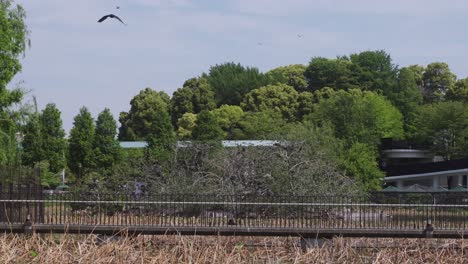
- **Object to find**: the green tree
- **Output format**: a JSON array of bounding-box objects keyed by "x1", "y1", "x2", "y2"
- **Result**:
[
  {"x1": 408, "y1": 101, "x2": 468, "y2": 160},
  {"x1": 211, "y1": 105, "x2": 245, "y2": 139},
  {"x1": 304, "y1": 57, "x2": 357, "y2": 92},
  {"x1": 266, "y1": 64, "x2": 307, "y2": 91},
  {"x1": 406, "y1": 65, "x2": 425, "y2": 91},
  {"x1": 339, "y1": 142, "x2": 384, "y2": 192},
  {"x1": 204, "y1": 62, "x2": 269, "y2": 106},
  {"x1": 170, "y1": 77, "x2": 216, "y2": 126},
  {"x1": 187, "y1": 77, "x2": 216, "y2": 113},
  {"x1": 446, "y1": 78, "x2": 468, "y2": 103},
  {"x1": 68, "y1": 107, "x2": 95, "y2": 178},
  {"x1": 21, "y1": 103, "x2": 66, "y2": 173},
  {"x1": 192, "y1": 110, "x2": 224, "y2": 141},
  {"x1": 40, "y1": 103, "x2": 66, "y2": 173},
  {"x1": 0, "y1": 0, "x2": 28, "y2": 165},
  {"x1": 119, "y1": 88, "x2": 171, "y2": 140},
  {"x1": 386, "y1": 67, "x2": 423, "y2": 126},
  {"x1": 0, "y1": 0, "x2": 27, "y2": 109},
  {"x1": 349, "y1": 50, "x2": 398, "y2": 95},
  {"x1": 422, "y1": 62, "x2": 456, "y2": 103},
  {"x1": 21, "y1": 112, "x2": 42, "y2": 167},
  {"x1": 146, "y1": 110, "x2": 176, "y2": 161},
  {"x1": 236, "y1": 110, "x2": 287, "y2": 140},
  {"x1": 170, "y1": 86, "x2": 193, "y2": 126},
  {"x1": 94, "y1": 108, "x2": 121, "y2": 173},
  {"x1": 241, "y1": 84, "x2": 299, "y2": 121},
  {"x1": 297, "y1": 91, "x2": 315, "y2": 120},
  {"x1": 310, "y1": 89, "x2": 404, "y2": 147},
  {"x1": 176, "y1": 112, "x2": 197, "y2": 139}
]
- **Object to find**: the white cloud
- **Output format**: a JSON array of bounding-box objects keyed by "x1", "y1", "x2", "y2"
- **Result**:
[
  {"x1": 130, "y1": 0, "x2": 192, "y2": 7},
  {"x1": 229, "y1": 0, "x2": 468, "y2": 17},
  {"x1": 10, "y1": 0, "x2": 468, "y2": 133}
]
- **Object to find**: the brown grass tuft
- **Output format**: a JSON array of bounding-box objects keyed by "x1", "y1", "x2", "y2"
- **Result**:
[{"x1": 0, "y1": 234, "x2": 466, "y2": 263}]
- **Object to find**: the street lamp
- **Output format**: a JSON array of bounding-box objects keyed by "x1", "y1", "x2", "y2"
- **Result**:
[{"x1": 14, "y1": 132, "x2": 23, "y2": 167}]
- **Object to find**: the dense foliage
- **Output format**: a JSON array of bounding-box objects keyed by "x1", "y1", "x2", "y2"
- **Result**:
[
  {"x1": 0, "y1": 0, "x2": 28, "y2": 164},
  {"x1": 2, "y1": 1, "x2": 468, "y2": 194}
]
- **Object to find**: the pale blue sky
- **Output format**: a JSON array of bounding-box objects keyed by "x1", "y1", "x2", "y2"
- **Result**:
[{"x1": 10, "y1": 0, "x2": 468, "y2": 132}]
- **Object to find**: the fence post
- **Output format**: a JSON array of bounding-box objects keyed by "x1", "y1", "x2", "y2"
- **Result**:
[
  {"x1": 423, "y1": 219, "x2": 434, "y2": 238},
  {"x1": 23, "y1": 214, "x2": 33, "y2": 236}
]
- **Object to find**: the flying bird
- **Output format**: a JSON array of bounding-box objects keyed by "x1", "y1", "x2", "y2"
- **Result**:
[
  {"x1": 98, "y1": 14, "x2": 126, "y2": 25},
  {"x1": 297, "y1": 34, "x2": 303, "y2": 38}
]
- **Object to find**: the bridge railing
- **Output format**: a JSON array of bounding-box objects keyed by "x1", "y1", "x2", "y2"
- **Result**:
[{"x1": 0, "y1": 193, "x2": 467, "y2": 231}]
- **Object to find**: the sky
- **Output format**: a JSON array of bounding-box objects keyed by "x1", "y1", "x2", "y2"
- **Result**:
[{"x1": 10, "y1": 0, "x2": 468, "y2": 133}]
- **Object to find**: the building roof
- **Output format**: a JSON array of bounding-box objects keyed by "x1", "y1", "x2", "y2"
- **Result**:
[
  {"x1": 382, "y1": 184, "x2": 448, "y2": 193},
  {"x1": 385, "y1": 158, "x2": 468, "y2": 177},
  {"x1": 120, "y1": 140, "x2": 283, "y2": 149},
  {"x1": 120, "y1": 141, "x2": 148, "y2": 148}
]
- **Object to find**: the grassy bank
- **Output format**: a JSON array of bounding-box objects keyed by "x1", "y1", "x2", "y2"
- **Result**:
[{"x1": 0, "y1": 234, "x2": 466, "y2": 263}]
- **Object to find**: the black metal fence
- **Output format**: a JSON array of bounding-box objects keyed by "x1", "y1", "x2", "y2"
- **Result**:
[
  {"x1": 1, "y1": 193, "x2": 467, "y2": 233},
  {"x1": 0, "y1": 167, "x2": 43, "y2": 223}
]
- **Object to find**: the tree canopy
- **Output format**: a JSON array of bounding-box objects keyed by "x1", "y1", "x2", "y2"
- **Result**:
[
  {"x1": 241, "y1": 84, "x2": 299, "y2": 122},
  {"x1": 0, "y1": 0, "x2": 27, "y2": 110},
  {"x1": 0, "y1": 0, "x2": 28, "y2": 165},
  {"x1": 408, "y1": 101, "x2": 468, "y2": 160},
  {"x1": 68, "y1": 107, "x2": 95, "y2": 178},
  {"x1": 304, "y1": 57, "x2": 356, "y2": 92},
  {"x1": 266, "y1": 64, "x2": 307, "y2": 92},
  {"x1": 119, "y1": 88, "x2": 171, "y2": 141},
  {"x1": 421, "y1": 62, "x2": 456, "y2": 103},
  {"x1": 94, "y1": 108, "x2": 121, "y2": 174},
  {"x1": 204, "y1": 62, "x2": 269, "y2": 106},
  {"x1": 446, "y1": 78, "x2": 468, "y2": 103},
  {"x1": 309, "y1": 89, "x2": 404, "y2": 147}
]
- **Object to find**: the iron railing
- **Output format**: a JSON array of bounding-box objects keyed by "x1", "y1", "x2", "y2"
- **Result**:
[{"x1": 0, "y1": 193, "x2": 467, "y2": 233}]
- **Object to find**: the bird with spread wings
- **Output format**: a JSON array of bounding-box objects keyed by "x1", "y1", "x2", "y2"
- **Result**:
[{"x1": 98, "y1": 14, "x2": 126, "y2": 25}]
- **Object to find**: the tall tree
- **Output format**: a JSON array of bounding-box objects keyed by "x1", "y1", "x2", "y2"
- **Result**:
[
  {"x1": 297, "y1": 91, "x2": 315, "y2": 120},
  {"x1": 40, "y1": 103, "x2": 66, "y2": 173},
  {"x1": 406, "y1": 65, "x2": 425, "y2": 91},
  {"x1": 211, "y1": 105, "x2": 245, "y2": 139},
  {"x1": 241, "y1": 84, "x2": 299, "y2": 122},
  {"x1": 422, "y1": 62, "x2": 456, "y2": 103},
  {"x1": 386, "y1": 67, "x2": 423, "y2": 126},
  {"x1": 146, "y1": 110, "x2": 176, "y2": 160},
  {"x1": 192, "y1": 110, "x2": 224, "y2": 141},
  {"x1": 304, "y1": 57, "x2": 357, "y2": 92},
  {"x1": 204, "y1": 62, "x2": 269, "y2": 106},
  {"x1": 310, "y1": 89, "x2": 404, "y2": 147},
  {"x1": 186, "y1": 77, "x2": 216, "y2": 113},
  {"x1": 68, "y1": 107, "x2": 95, "y2": 178},
  {"x1": 349, "y1": 50, "x2": 398, "y2": 95},
  {"x1": 446, "y1": 78, "x2": 468, "y2": 103},
  {"x1": 94, "y1": 108, "x2": 121, "y2": 173},
  {"x1": 171, "y1": 77, "x2": 216, "y2": 127},
  {"x1": 176, "y1": 112, "x2": 197, "y2": 139},
  {"x1": 0, "y1": 0, "x2": 28, "y2": 165},
  {"x1": 0, "y1": 0, "x2": 27, "y2": 109},
  {"x1": 170, "y1": 86, "x2": 193, "y2": 126},
  {"x1": 408, "y1": 101, "x2": 468, "y2": 160},
  {"x1": 339, "y1": 142, "x2": 385, "y2": 192},
  {"x1": 119, "y1": 88, "x2": 171, "y2": 141},
  {"x1": 266, "y1": 64, "x2": 307, "y2": 92},
  {"x1": 21, "y1": 112, "x2": 42, "y2": 167},
  {"x1": 236, "y1": 110, "x2": 287, "y2": 140}
]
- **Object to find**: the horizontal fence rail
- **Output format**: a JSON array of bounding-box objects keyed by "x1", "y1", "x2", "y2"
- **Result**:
[{"x1": 0, "y1": 193, "x2": 467, "y2": 238}]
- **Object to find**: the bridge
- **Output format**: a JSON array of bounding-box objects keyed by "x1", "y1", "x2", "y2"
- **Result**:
[{"x1": 0, "y1": 192, "x2": 467, "y2": 239}]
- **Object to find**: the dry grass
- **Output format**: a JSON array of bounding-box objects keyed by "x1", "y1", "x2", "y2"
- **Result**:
[{"x1": 0, "y1": 233, "x2": 466, "y2": 264}]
